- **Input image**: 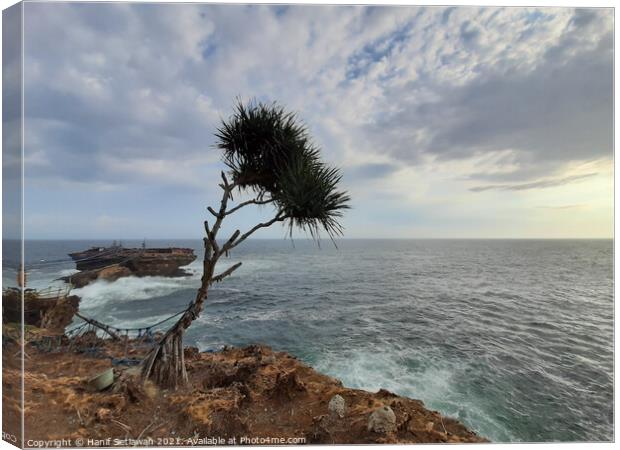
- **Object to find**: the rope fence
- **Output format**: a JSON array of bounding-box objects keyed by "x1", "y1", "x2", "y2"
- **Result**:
[
  {"x1": 54, "y1": 305, "x2": 191, "y2": 365},
  {"x1": 66, "y1": 305, "x2": 189, "y2": 340},
  {"x1": 16, "y1": 246, "x2": 193, "y2": 366}
]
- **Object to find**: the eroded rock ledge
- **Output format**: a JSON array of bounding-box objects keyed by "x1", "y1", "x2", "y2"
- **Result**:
[
  {"x1": 3, "y1": 338, "x2": 487, "y2": 445},
  {"x1": 61, "y1": 247, "x2": 197, "y2": 287}
]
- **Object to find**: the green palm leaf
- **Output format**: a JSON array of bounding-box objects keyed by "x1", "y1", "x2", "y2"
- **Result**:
[{"x1": 214, "y1": 99, "x2": 350, "y2": 240}]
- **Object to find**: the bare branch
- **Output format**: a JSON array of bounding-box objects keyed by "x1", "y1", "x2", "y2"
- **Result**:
[
  {"x1": 227, "y1": 212, "x2": 288, "y2": 252},
  {"x1": 225, "y1": 198, "x2": 275, "y2": 216},
  {"x1": 204, "y1": 221, "x2": 217, "y2": 256},
  {"x1": 221, "y1": 229, "x2": 241, "y2": 254},
  {"x1": 210, "y1": 262, "x2": 242, "y2": 284},
  {"x1": 209, "y1": 177, "x2": 237, "y2": 248},
  {"x1": 208, "y1": 198, "x2": 276, "y2": 221}
]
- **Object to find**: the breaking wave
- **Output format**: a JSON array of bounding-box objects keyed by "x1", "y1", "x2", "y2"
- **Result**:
[{"x1": 73, "y1": 275, "x2": 198, "y2": 308}]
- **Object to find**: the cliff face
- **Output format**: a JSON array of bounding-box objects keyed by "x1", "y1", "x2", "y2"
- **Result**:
[
  {"x1": 64, "y1": 247, "x2": 197, "y2": 287},
  {"x1": 2, "y1": 288, "x2": 80, "y2": 331},
  {"x1": 2, "y1": 337, "x2": 487, "y2": 445}
]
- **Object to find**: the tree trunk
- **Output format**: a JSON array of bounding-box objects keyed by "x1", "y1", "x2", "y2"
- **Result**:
[
  {"x1": 139, "y1": 307, "x2": 193, "y2": 388},
  {"x1": 139, "y1": 173, "x2": 282, "y2": 389},
  {"x1": 140, "y1": 178, "x2": 228, "y2": 389},
  {"x1": 139, "y1": 322, "x2": 188, "y2": 388},
  {"x1": 140, "y1": 270, "x2": 212, "y2": 388}
]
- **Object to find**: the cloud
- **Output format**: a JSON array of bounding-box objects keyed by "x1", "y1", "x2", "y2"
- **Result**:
[
  {"x1": 19, "y1": 4, "x2": 613, "y2": 238},
  {"x1": 23, "y1": 2, "x2": 221, "y2": 189},
  {"x1": 346, "y1": 163, "x2": 399, "y2": 180},
  {"x1": 362, "y1": 7, "x2": 612, "y2": 182},
  {"x1": 469, "y1": 173, "x2": 598, "y2": 192},
  {"x1": 24, "y1": 5, "x2": 613, "y2": 182},
  {"x1": 536, "y1": 204, "x2": 585, "y2": 210}
]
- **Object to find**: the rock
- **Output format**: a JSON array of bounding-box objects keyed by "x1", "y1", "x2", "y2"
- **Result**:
[
  {"x1": 2, "y1": 288, "x2": 80, "y2": 329},
  {"x1": 368, "y1": 405, "x2": 397, "y2": 434},
  {"x1": 328, "y1": 394, "x2": 346, "y2": 419},
  {"x1": 63, "y1": 266, "x2": 132, "y2": 288},
  {"x1": 40, "y1": 297, "x2": 80, "y2": 332},
  {"x1": 377, "y1": 388, "x2": 398, "y2": 398},
  {"x1": 63, "y1": 246, "x2": 196, "y2": 287}
]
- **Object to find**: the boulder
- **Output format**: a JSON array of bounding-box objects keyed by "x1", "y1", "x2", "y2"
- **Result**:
[
  {"x1": 328, "y1": 394, "x2": 346, "y2": 419},
  {"x1": 368, "y1": 405, "x2": 397, "y2": 434}
]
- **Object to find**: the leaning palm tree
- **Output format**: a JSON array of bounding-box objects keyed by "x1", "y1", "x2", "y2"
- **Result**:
[{"x1": 141, "y1": 100, "x2": 350, "y2": 388}]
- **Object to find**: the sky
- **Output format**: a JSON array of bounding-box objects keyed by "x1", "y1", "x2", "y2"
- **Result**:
[{"x1": 8, "y1": 2, "x2": 614, "y2": 239}]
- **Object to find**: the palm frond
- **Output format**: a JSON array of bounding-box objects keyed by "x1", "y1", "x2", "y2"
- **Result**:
[
  {"x1": 214, "y1": 99, "x2": 350, "y2": 241},
  {"x1": 275, "y1": 156, "x2": 350, "y2": 240},
  {"x1": 214, "y1": 99, "x2": 319, "y2": 195}
]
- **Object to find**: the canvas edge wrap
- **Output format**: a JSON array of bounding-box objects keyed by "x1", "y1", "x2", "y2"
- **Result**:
[{"x1": 2, "y1": 1, "x2": 24, "y2": 448}]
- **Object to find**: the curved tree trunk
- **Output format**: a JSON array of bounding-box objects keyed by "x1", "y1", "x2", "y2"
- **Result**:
[
  {"x1": 141, "y1": 173, "x2": 231, "y2": 388},
  {"x1": 139, "y1": 300, "x2": 201, "y2": 388},
  {"x1": 140, "y1": 173, "x2": 285, "y2": 389},
  {"x1": 140, "y1": 241, "x2": 214, "y2": 388}
]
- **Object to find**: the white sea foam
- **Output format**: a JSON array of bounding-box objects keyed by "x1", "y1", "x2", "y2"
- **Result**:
[
  {"x1": 314, "y1": 348, "x2": 446, "y2": 398},
  {"x1": 313, "y1": 347, "x2": 513, "y2": 442},
  {"x1": 63, "y1": 256, "x2": 273, "y2": 310},
  {"x1": 58, "y1": 268, "x2": 80, "y2": 277},
  {"x1": 73, "y1": 275, "x2": 197, "y2": 308}
]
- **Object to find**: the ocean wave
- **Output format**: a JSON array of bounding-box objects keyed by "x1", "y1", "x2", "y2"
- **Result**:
[
  {"x1": 312, "y1": 346, "x2": 517, "y2": 442},
  {"x1": 99, "y1": 312, "x2": 185, "y2": 331},
  {"x1": 73, "y1": 275, "x2": 198, "y2": 308},
  {"x1": 58, "y1": 268, "x2": 80, "y2": 277}
]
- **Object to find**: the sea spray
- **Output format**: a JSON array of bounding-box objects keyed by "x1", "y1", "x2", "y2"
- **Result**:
[{"x1": 73, "y1": 275, "x2": 198, "y2": 307}]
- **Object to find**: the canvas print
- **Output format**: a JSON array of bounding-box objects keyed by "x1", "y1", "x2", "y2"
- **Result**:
[{"x1": 1, "y1": 1, "x2": 614, "y2": 447}]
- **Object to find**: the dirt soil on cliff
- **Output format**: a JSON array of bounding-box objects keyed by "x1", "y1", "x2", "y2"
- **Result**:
[{"x1": 3, "y1": 338, "x2": 487, "y2": 446}]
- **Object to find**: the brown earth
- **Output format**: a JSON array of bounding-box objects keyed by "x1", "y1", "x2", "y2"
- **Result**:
[{"x1": 2, "y1": 336, "x2": 487, "y2": 446}]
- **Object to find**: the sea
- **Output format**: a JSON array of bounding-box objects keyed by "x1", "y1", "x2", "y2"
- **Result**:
[{"x1": 3, "y1": 238, "x2": 614, "y2": 442}]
